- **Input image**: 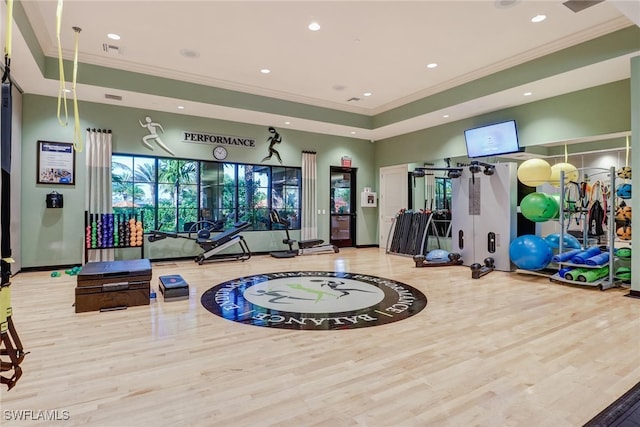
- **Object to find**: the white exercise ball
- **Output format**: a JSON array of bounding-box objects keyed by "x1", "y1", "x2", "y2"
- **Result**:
[
  {"x1": 548, "y1": 162, "x2": 578, "y2": 187},
  {"x1": 517, "y1": 159, "x2": 551, "y2": 187}
]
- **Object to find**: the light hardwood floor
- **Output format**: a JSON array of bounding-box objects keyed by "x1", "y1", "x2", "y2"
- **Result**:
[{"x1": 1, "y1": 248, "x2": 639, "y2": 426}]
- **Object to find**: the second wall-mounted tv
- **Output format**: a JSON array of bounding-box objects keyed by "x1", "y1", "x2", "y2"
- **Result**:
[{"x1": 464, "y1": 120, "x2": 520, "y2": 158}]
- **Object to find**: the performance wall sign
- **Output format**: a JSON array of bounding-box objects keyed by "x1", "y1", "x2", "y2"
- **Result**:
[
  {"x1": 183, "y1": 131, "x2": 256, "y2": 148},
  {"x1": 201, "y1": 271, "x2": 427, "y2": 330}
]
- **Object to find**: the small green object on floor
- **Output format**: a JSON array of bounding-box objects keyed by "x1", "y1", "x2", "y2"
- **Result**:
[
  {"x1": 65, "y1": 266, "x2": 82, "y2": 276},
  {"x1": 51, "y1": 271, "x2": 61, "y2": 277}
]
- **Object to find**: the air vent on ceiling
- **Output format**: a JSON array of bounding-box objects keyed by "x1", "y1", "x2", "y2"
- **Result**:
[
  {"x1": 104, "y1": 93, "x2": 122, "y2": 101},
  {"x1": 102, "y1": 43, "x2": 120, "y2": 55},
  {"x1": 562, "y1": 0, "x2": 604, "y2": 13},
  {"x1": 347, "y1": 97, "x2": 361, "y2": 102}
]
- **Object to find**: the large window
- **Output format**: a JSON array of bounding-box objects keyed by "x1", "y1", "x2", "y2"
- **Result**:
[{"x1": 112, "y1": 155, "x2": 301, "y2": 233}]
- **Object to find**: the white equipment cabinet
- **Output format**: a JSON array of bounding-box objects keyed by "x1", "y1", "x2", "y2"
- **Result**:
[{"x1": 450, "y1": 162, "x2": 517, "y2": 272}]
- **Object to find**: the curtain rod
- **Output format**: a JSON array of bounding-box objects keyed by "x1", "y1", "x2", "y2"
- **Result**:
[
  {"x1": 302, "y1": 150, "x2": 317, "y2": 154},
  {"x1": 86, "y1": 128, "x2": 112, "y2": 133}
]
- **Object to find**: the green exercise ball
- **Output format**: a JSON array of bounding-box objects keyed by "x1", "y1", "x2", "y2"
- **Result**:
[
  {"x1": 549, "y1": 194, "x2": 561, "y2": 219},
  {"x1": 521, "y1": 192, "x2": 558, "y2": 222}
]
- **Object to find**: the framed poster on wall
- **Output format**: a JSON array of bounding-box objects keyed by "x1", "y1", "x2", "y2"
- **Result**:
[{"x1": 37, "y1": 140, "x2": 76, "y2": 185}]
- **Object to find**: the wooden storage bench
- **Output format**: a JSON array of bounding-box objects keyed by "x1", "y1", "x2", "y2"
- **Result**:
[{"x1": 75, "y1": 259, "x2": 152, "y2": 313}]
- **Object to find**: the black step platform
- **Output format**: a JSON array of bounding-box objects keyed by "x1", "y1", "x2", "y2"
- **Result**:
[{"x1": 159, "y1": 275, "x2": 190, "y2": 300}]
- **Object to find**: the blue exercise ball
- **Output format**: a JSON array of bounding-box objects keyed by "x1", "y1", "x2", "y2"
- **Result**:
[
  {"x1": 426, "y1": 249, "x2": 450, "y2": 263},
  {"x1": 544, "y1": 233, "x2": 581, "y2": 249},
  {"x1": 509, "y1": 235, "x2": 553, "y2": 270}
]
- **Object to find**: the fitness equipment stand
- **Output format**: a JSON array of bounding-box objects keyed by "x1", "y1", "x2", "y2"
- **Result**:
[
  {"x1": 270, "y1": 210, "x2": 339, "y2": 258},
  {"x1": 413, "y1": 252, "x2": 463, "y2": 268},
  {"x1": 148, "y1": 221, "x2": 252, "y2": 265}
]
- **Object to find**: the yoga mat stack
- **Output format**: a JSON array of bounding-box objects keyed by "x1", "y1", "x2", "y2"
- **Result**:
[
  {"x1": 552, "y1": 249, "x2": 582, "y2": 263},
  {"x1": 576, "y1": 266, "x2": 609, "y2": 283},
  {"x1": 564, "y1": 268, "x2": 589, "y2": 281},
  {"x1": 553, "y1": 246, "x2": 612, "y2": 283},
  {"x1": 584, "y1": 252, "x2": 610, "y2": 266},
  {"x1": 570, "y1": 247, "x2": 602, "y2": 264}
]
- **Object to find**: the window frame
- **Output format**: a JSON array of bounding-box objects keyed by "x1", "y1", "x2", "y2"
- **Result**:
[{"x1": 111, "y1": 153, "x2": 302, "y2": 233}]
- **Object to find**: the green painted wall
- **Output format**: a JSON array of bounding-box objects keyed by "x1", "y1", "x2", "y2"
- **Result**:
[
  {"x1": 375, "y1": 79, "x2": 631, "y2": 168},
  {"x1": 20, "y1": 78, "x2": 633, "y2": 268},
  {"x1": 21, "y1": 95, "x2": 377, "y2": 267}
]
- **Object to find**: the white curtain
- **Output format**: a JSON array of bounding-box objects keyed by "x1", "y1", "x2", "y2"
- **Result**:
[
  {"x1": 425, "y1": 172, "x2": 435, "y2": 211},
  {"x1": 301, "y1": 151, "x2": 317, "y2": 240},
  {"x1": 85, "y1": 129, "x2": 114, "y2": 262}
]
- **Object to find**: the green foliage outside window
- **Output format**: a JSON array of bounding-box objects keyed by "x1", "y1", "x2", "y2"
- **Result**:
[{"x1": 112, "y1": 155, "x2": 301, "y2": 233}]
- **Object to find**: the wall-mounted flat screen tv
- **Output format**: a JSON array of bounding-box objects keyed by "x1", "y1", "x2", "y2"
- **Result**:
[{"x1": 464, "y1": 120, "x2": 520, "y2": 158}]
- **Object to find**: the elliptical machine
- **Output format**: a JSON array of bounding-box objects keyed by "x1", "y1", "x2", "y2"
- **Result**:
[{"x1": 269, "y1": 210, "x2": 339, "y2": 258}]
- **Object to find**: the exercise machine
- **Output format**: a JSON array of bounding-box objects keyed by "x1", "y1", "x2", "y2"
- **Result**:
[
  {"x1": 450, "y1": 161, "x2": 517, "y2": 272},
  {"x1": 148, "y1": 220, "x2": 251, "y2": 265},
  {"x1": 269, "y1": 210, "x2": 339, "y2": 258}
]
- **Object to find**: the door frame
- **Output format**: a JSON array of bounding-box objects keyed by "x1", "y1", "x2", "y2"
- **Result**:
[
  {"x1": 379, "y1": 164, "x2": 409, "y2": 250},
  {"x1": 329, "y1": 166, "x2": 357, "y2": 247}
]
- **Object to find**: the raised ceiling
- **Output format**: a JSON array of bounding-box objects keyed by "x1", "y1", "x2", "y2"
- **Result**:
[{"x1": 5, "y1": 0, "x2": 640, "y2": 141}]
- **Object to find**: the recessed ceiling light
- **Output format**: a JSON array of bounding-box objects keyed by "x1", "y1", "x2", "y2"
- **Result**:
[
  {"x1": 495, "y1": 0, "x2": 521, "y2": 8},
  {"x1": 351, "y1": 131, "x2": 357, "y2": 135},
  {"x1": 308, "y1": 22, "x2": 321, "y2": 31},
  {"x1": 107, "y1": 33, "x2": 120, "y2": 40},
  {"x1": 363, "y1": 92, "x2": 372, "y2": 97},
  {"x1": 260, "y1": 68, "x2": 271, "y2": 74},
  {"x1": 284, "y1": 121, "x2": 291, "y2": 125},
  {"x1": 177, "y1": 105, "x2": 185, "y2": 109},
  {"x1": 531, "y1": 14, "x2": 546, "y2": 23},
  {"x1": 427, "y1": 63, "x2": 438, "y2": 69},
  {"x1": 524, "y1": 92, "x2": 532, "y2": 96},
  {"x1": 64, "y1": 89, "x2": 71, "y2": 93},
  {"x1": 443, "y1": 114, "x2": 449, "y2": 118}
]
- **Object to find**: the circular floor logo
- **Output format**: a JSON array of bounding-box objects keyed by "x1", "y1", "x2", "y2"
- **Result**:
[{"x1": 200, "y1": 271, "x2": 427, "y2": 330}]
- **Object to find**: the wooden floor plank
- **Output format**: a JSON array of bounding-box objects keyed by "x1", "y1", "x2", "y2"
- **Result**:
[{"x1": 1, "y1": 248, "x2": 638, "y2": 426}]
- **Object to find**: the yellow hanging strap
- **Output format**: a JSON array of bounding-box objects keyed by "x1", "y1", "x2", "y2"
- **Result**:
[
  {"x1": 0, "y1": 285, "x2": 8, "y2": 334},
  {"x1": 2, "y1": 0, "x2": 13, "y2": 83},
  {"x1": 71, "y1": 27, "x2": 82, "y2": 152},
  {"x1": 56, "y1": 0, "x2": 68, "y2": 126},
  {"x1": 564, "y1": 144, "x2": 568, "y2": 163},
  {"x1": 625, "y1": 135, "x2": 629, "y2": 168}
]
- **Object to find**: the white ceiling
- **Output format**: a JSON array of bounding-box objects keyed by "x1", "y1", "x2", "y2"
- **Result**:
[{"x1": 5, "y1": 0, "x2": 640, "y2": 141}]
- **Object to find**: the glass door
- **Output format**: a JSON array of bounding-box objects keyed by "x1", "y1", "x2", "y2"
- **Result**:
[{"x1": 330, "y1": 167, "x2": 356, "y2": 247}]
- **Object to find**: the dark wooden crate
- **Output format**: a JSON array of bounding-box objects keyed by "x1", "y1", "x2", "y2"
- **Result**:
[
  {"x1": 75, "y1": 259, "x2": 152, "y2": 313},
  {"x1": 75, "y1": 281, "x2": 150, "y2": 313}
]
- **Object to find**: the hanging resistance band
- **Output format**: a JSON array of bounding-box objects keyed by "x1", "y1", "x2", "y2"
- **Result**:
[
  {"x1": 1, "y1": 0, "x2": 28, "y2": 390},
  {"x1": 71, "y1": 27, "x2": 83, "y2": 152},
  {"x1": 56, "y1": 0, "x2": 69, "y2": 126}
]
